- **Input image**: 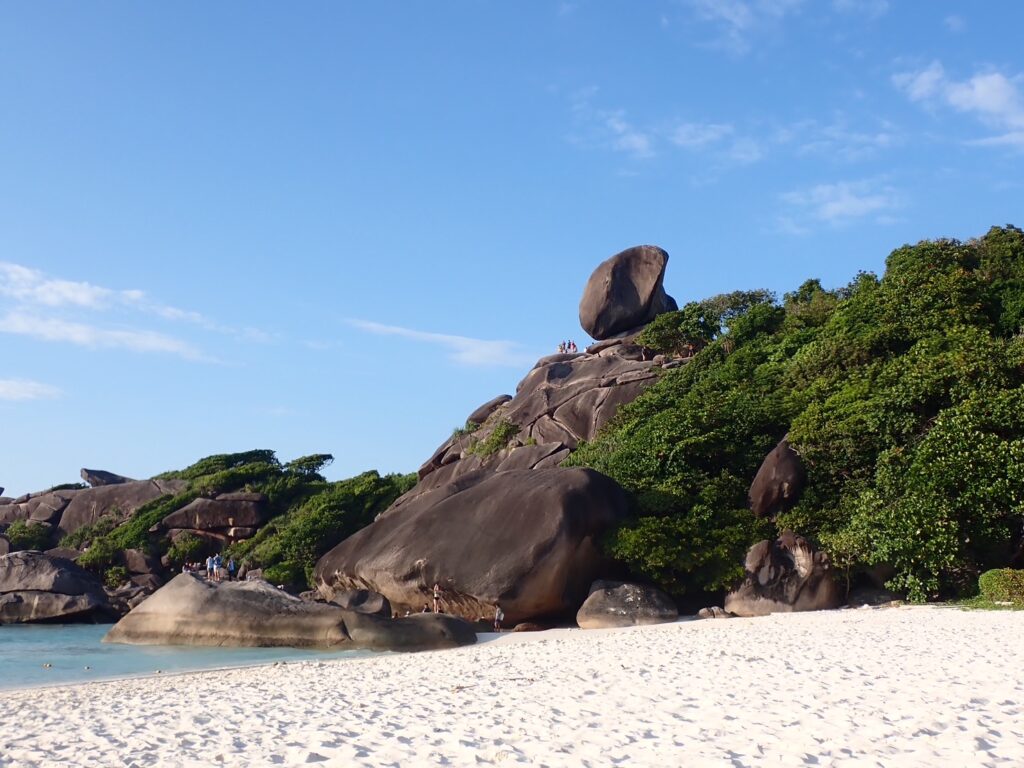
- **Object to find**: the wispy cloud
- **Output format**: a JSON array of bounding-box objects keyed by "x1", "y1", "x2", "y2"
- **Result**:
[
  {"x1": 781, "y1": 179, "x2": 900, "y2": 228},
  {"x1": 686, "y1": 0, "x2": 804, "y2": 55},
  {"x1": 0, "y1": 378, "x2": 62, "y2": 401},
  {"x1": 784, "y1": 117, "x2": 900, "y2": 161},
  {"x1": 669, "y1": 121, "x2": 734, "y2": 148},
  {"x1": 893, "y1": 61, "x2": 1024, "y2": 147},
  {"x1": 0, "y1": 262, "x2": 270, "y2": 359},
  {"x1": 0, "y1": 311, "x2": 207, "y2": 360},
  {"x1": 832, "y1": 0, "x2": 888, "y2": 19},
  {"x1": 569, "y1": 89, "x2": 654, "y2": 159},
  {"x1": 348, "y1": 320, "x2": 537, "y2": 368},
  {"x1": 943, "y1": 15, "x2": 965, "y2": 33}
]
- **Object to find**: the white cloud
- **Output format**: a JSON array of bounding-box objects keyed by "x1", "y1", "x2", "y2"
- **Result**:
[
  {"x1": 791, "y1": 118, "x2": 900, "y2": 160},
  {"x1": 0, "y1": 311, "x2": 207, "y2": 360},
  {"x1": 727, "y1": 137, "x2": 763, "y2": 164},
  {"x1": 782, "y1": 179, "x2": 899, "y2": 225},
  {"x1": 604, "y1": 112, "x2": 654, "y2": 158},
  {"x1": 893, "y1": 61, "x2": 1024, "y2": 146},
  {"x1": 687, "y1": 0, "x2": 804, "y2": 54},
  {"x1": 669, "y1": 121, "x2": 734, "y2": 147},
  {"x1": 0, "y1": 378, "x2": 62, "y2": 401},
  {"x1": 349, "y1": 320, "x2": 537, "y2": 368},
  {"x1": 832, "y1": 0, "x2": 889, "y2": 18}
]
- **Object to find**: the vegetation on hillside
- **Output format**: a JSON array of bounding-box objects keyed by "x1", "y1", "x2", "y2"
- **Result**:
[
  {"x1": 569, "y1": 226, "x2": 1024, "y2": 602},
  {"x1": 69, "y1": 450, "x2": 414, "y2": 590}
]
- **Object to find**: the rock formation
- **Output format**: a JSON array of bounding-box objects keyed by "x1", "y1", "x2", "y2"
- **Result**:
[
  {"x1": 579, "y1": 245, "x2": 677, "y2": 340},
  {"x1": 330, "y1": 588, "x2": 392, "y2": 618},
  {"x1": 724, "y1": 531, "x2": 840, "y2": 617},
  {"x1": 576, "y1": 580, "x2": 678, "y2": 629},
  {"x1": 55, "y1": 478, "x2": 187, "y2": 540},
  {"x1": 105, "y1": 574, "x2": 476, "y2": 651},
  {"x1": 156, "y1": 492, "x2": 268, "y2": 545},
  {"x1": 80, "y1": 468, "x2": 134, "y2": 487},
  {"x1": 315, "y1": 468, "x2": 630, "y2": 624},
  {"x1": 0, "y1": 551, "x2": 112, "y2": 624},
  {"x1": 749, "y1": 437, "x2": 806, "y2": 519}
]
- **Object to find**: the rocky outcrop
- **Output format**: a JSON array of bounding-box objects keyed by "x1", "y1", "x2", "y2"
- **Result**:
[
  {"x1": 315, "y1": 467, "x2": 630, "y2": 624},
  {"x1": 466, "y1": 394, "x2": 512, "y2": 426},
  {"x1": 0, "y1": 490, "x2": 79, "y2": 528},
  {"x1": 724, "y1": 531, "x2": 840, "y2": 617},
  {"x1": 697, "y1": 606, "x2": 733, "y2": 619},
  {"x1": 749, "y1": 437, "x2": 805, "y2": 519},
  {"x1": 56, "y1": 479, "x2": 187, "y2": 539},
  {"x1": 81, "y1": 468, "x2": 134, "y2": 487},
  {"x1": 0, "y1": 551, "x2": 112, "y2": 624},
  {"x1": 105, "y1": 575, "x2": 476, "y2": 651},
  {"x1": 415, "y1": 339, "x2": 668, "y2": 495},
  {"x1": 576, "y1": 580, "x2": 678, "y2": 629},
  {"x1": 330, "y1": 588, "x2": 392, "y2": 618},
  {"x1": 579, "y1": 245, "x2": 677, "y2": 340}
]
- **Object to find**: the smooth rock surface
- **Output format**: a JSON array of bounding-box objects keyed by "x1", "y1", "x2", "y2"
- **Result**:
[
  {"x1": 80, "y1": 468, "x2": 134, "y2": 487},
  {"x1": 579, "y1": 245, "x2": 677, "y2": 340},
  {"x1": 105, "y1": 575, "x2": 477, "y2": 651},
  {"x1": 57, "y1": 479, "x2": 187, "y2": 538},
  {"x1": 724, "y1": 531, "x2": 841, "y2": 617},
  {"x1": 329, "y1": 588, "x2": 392, "y2": 618},
  {"x1": 0, "y1": 551, "x2": 112, "y2": 623},
  {"x1": 160, "y1": 496, "x2": 268, "y2": 530},
  {"x1": 749, "y1": 437, "x2": 806, "y2": 519},
  {"x1": 576, "y1": 580, "x2": 678, "y2": 629},
  {"x1": 315, "y1": 467, "x2": 630, "y2": 624}
]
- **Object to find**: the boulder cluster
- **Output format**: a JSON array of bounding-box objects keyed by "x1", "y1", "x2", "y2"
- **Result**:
[{"x1": 4, "y1": 243, "x2": 845, "y2": 639}]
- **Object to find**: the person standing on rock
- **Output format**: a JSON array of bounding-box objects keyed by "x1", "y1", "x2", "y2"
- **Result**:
[
  {"x1": 205, "y1": 555, "x2": 214, "y2": 580},
  {"x1": 494, "y1": 603, "x2": 504, "y2": 631},
  {"x1": 432, "y1": 582, "x2": 441, "y2": 613},
  {"x1": 213, "y1": 553, "x2": 223, "y2": 582},
  {"x1": 227, "y1": 557, "x2": 237, "y2": 581}
]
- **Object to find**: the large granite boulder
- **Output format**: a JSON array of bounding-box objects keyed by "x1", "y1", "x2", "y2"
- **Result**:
[
  {"x1": 0, "y1": 490, "x2": 79, "y2": 528},
  {"x1": 576, "y1": 580, "x2": 678, "y2": 629},
  {"x1": 749, "y1": 437, "x2": 806, "y2": 519},
  {"x1": 315, "y1": 467, "x2": 630, "y2": 624},
  {"x1": 579, "y1": 245, "x2": 677, "y2": 340},
  {"x1": 466, "y1": 394, "x2": 513, "y2": 426},
  {"x1": 81, "y1": 468, "x2": 134, "y2": 487},
  {"x1": 329, "y1": 588, "x2": 392, "y2": 618},
  {"x1": 104, "y1": 575, "x2": 476, "y2": 651},
  {"x1": 0, "y1": 551, "x2": 112, "y2": 624},
  {"x1": 160, "y1": 494, "x2": 268, "y2": 530},
  {"x1": 57, "y1": 478, "x2": 187, "y2": 539},
  {"x1": 724, "y1": 531, "x2": 840, "y2": 617},
  {"x1": 0, "y1": 536, "x2": 9, "y2": 556}
]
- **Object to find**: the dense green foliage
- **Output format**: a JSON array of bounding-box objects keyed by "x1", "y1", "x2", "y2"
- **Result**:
[
  {"x1": 72, "y1": 449, "x2": 414, "y2": 589},
  {"x1": 227, "y1": 470, "x2": 414, "y2": 588},
  {"x1": 570, "y1": 226, "x2": 1024, "y2": 601},
  {"x1": 4, "y1": 520, "x2": 52, "y2": 551},
  {"x1": 104, "y1": 566, "x2": 129, "y2": 589},
  {"x1": 978, "y1": 568, "x2": 1024, "y2": 604}
]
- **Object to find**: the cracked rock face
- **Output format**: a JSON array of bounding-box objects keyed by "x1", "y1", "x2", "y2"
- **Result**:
[
  {"x1": 578, "y1": 245, "x2": 678, "y2": 340},
  {"x1": 724, "y1": 531, "x2": 840, "y2": 617},
  {"x1": 0, "y1": 551, "x2": 112, "y2": 624}
]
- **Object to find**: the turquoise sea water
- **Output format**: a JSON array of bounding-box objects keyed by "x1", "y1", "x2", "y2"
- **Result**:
[{"x1": 0, "y1": 624, "x2": 381, "y2": 691}]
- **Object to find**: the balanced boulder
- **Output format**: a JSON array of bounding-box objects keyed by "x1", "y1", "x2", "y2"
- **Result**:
[
  {"x1": 724, "y1": 531, "x2": 840, "y2": 617},
  {"x1": 579, "y1": 245, "x2": 677, "y2": 340},
  {"x1": 329, "y1": 588, "x2": 392, "y2": 618},
  {"x1": 576, "y1": 580, "x2": 678, "y2": 629},
  {"x1": 160, "y1": 494, "x2": 268, "y2": 531},
  {"x1": 749, "y1": 437, "x2": 806, "y2": 519},
  {"x1": 104, "y1": 575, "x2": 476, "y2": 651},
  {"x1": 315, "y1": 467, "x2": 630, "y2": 624},
  {"x1": 0, "y1": 551, "x2": 112, "y2": 624}
]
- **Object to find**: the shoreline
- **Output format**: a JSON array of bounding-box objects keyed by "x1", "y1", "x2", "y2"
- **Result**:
[{"x1": 3, "y1": 605, "x2": 1023, "y2": 766}]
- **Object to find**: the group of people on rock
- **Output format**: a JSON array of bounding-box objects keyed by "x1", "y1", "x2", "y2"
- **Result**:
[
  {"x1": 557, "y1": 340, "x2": 579, "y2": 354},
  {"x1": 181, "y1": 554, "x2": 237, "y2": 581},
  {"x1": 400, "y1": 582, "x2": 505, "y2": 631}
]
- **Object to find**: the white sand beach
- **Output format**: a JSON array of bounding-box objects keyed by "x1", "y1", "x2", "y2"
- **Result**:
[{"x1": 2, "y1": 606, "x2": 1022, "y2": 767}]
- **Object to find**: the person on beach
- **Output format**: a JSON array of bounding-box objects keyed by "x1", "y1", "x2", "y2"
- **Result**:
[
  {"x1": 433, "y1": 582, "x2": 441, "y2": 613},
  {"x1": 494, "y1": 603, "x2": 504, "y2": 631}
]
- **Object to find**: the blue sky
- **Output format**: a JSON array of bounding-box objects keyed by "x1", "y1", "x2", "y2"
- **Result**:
[{"x1": 2, "y1": 1, "x2": 1022, "y2": 496}]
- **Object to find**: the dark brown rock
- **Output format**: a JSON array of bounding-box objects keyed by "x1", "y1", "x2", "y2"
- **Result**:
[
  {"x1": 315, "y1": 467, "x2": 630, "y2": 625},
  {"x1": 0, "y1": 536, "x2": 8, "y2": 556},
  {"x1": 57, "y1": 479, "x2": 187, "y2": 538},
  {"x1": 0, "y1": 551, "x2": 112, "y2": 623},
  {"x1": 80, "y1": 468, "x2": 134, "y2": 487},
  {"x1": 578, "y1": 245, "x2": 678, "y2": 340},
  {"x1": 724, "y1": 531, "x2": 841, "y2": 617},
  {"x1": 697, "y1": 606, "x2": 733, "y2": 619},
  {"x1": 576, "y1": 580, "x2": 678, "y2": 629},
  {"x1": 466, "y1": 394, "x2": 513, "y2": 426},
  {"x1": 161, "y1": 496, "x2": 268, "y2": 531},
  {"x1": 123, "y1": 548, "x2": 159, "y2": 575},
  {"x1": 749, "y1": 437, "x2": 806, "y2": 519}
]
